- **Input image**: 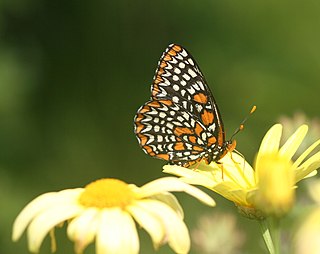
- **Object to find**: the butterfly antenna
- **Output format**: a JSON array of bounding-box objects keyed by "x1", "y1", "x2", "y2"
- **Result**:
[{"x1": 230, "y1": 105, "x2": 256, "y2": 140}]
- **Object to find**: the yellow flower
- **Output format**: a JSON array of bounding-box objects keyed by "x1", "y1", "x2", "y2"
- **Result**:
[
  {"x1": 164, "y1": 124, "x2": 320, "y2": 218},
  {"x1": 294, "y1": 179, "x2": 320, "y2": 254},
  {"x1": 12, "y1": 177, "x2": 215, "y2": 254}
]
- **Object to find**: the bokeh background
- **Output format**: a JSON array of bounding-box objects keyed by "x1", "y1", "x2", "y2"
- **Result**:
[{"x1": 1, "y1": 0, "x2": 320, "y2": 253}]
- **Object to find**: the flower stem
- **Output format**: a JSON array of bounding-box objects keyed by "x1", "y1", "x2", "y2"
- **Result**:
[{"x1": 259, "y1": 219, "x2": 280, "y2": 254}]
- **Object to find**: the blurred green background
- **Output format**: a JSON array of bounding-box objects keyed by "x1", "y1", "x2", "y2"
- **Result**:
[{"x1": 1, "y1": 0, "x2": 320, "y2": 253}]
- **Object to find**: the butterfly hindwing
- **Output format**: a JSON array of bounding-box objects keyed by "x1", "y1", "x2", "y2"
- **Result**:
[{"x1": 134, "y1": 99, "x2": 217, "y2": 166}]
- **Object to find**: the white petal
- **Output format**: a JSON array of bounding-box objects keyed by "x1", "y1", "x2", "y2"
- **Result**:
[
  {"x1": 12, "y1": 188, "x2": 83, "y2": 242},
  {"x1": 279, "y1": 125, "x2": 308, "y2": 160},
  {"x1": 27, "y1": 204, "x2": 84, "y2": 253},
  {"x1": 127, "y1": 202, "x2": 166, "y2": 248},
  {"x1": 136, "y1": 199, "x2": 190, "y2": 254},
  {"x1": 150, "y1": 192, "x2": 184, "y2": 218},
  {"x1": 67, "y1": 208, "x2": 100, "y2": 254},
  {"x1": 138, "y1": 177, "x2": 215, "y2": 207},
  {"x1": 96, "y1": 208, "x2": 139, "y2": 254}
]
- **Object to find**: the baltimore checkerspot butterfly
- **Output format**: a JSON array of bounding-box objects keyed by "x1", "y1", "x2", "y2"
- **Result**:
[{"x1": 134, "y1": 44, "x2": 253, "y2": 167}]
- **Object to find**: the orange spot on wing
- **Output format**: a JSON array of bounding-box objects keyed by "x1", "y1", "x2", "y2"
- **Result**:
[
  {"x1": 161, "y1": 100, "x2": 173, "y2": 106},
  {"x1": 139, "y1": 106, "x2": 150, "y2": 113},
  {"x1": 194, "y1": 123, "x2": 204, "y2": 137},
  {"x1": 144, "y1": 146, "x2": 155, "y2": 156},
  {"x1": 148, "y1": 101, "x2": 161, "y2": 108},
  {"x1": 174, "y1": 142, "x2": 185, "y2": 151},
  {"x1": 163, "y1": 54, "x2": 172, "y2": 61},
  {"x1": 168, "y1": 49, "x2": 177, "y2": 56},
  {"x1": 192, "y1": 145, "x2": 204, "y2": 152},
  {"x1": 193, "y1": 93, "x2": 208, "y2": 104},
  {"x1": 207, "y1": 136, "x2": 217, "y2": 146},
  {"x1": 172, "y1": 45, "x2": 182, "y2": 52},
  {"x1": 157, "y1": 68, "x2": 164, "y2": 75},
  {"x1": 174, "y1": 127, "x2": 194, "y2": 136},
  {"x1": 160, "y1": 61, "x2": 167, "y2": 68},
  {"x1": 201, "y1": 110, "x2": 214, "y2": 126},
  {"x1": 135, "y1": 122, "x2": 144, "y2": 133},
  {"x1": 138, "y1": 134, "x2": 148, "y2": 145},
  {"x1": 156, "y1": 153, "x2": 169, "y2": 160},
  {"x1": 188, "y1": 135, "x2": 197, "y2": 143}
]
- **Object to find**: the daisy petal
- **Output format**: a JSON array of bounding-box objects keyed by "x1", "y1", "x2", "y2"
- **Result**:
[
  {"x1": 150, "y1": 192, "x2": 184, "y2": 218},
  {"x1": 295, "y1": 151, "x2": 320, "y2": 183},
  {"x1": 163, "y1": 165, "x2": 216, "y2": 187},
  {"x1": 67, "y1": 208, "x2": 100, "y2": 254},
  {"x1": 294, "y1": 139, "x2": 320, "y2": 168},
  {"x1": 27, "y1": 204, "x2": 83, "y2": 253},
  {"x1": 12, "y1": 189, "x2": 83, "y2": 242},
  {"x1": 137, "y1": 199, "x2": 190, "y2": 254},
  {"x1": 127, "y1": 202, "x2": 165, "y2": 248},
  {"x1": 138, "y1": 177, "x2": 215, "y2": 207},
  {"x1": 97, "y1": 208, "x2": 139, "y2": 254},
  {"x1": 279, "y1": 125, "x2": 308, "y2": 160},
  {"x1": 258, "y1": 124, "x2": 283, "y2": 154}
]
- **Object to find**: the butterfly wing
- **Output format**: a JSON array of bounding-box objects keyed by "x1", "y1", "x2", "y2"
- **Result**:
[
  {"x1": 134, "y1": 99, "x2": 212, "y2": 166},
  {"x1": 134, "y1": 44, "x2": 228, "y2": 166},
  {"x1": 151, "y1": 44, "x2": 226, "y2": 146}
]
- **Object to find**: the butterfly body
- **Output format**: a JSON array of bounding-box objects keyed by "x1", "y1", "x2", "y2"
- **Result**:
[{"x1": 134, "y1": 44, "x2": 235, "y2": 167}]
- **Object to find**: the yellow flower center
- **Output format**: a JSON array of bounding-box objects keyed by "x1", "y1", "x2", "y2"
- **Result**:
[{"x1": 79, "y1": 178, "x2": 135, "y2": 209}]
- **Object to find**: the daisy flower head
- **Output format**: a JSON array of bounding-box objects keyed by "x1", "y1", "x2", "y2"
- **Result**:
[
  {"x1": 12, "y1": 177, "x2": 215, "y2": 254},
  {"x1": 164, "y1": 124, "x2": 320, "y2": 219}
]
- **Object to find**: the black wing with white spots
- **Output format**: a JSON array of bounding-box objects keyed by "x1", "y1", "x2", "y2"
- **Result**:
[{"x1": 134, "y1": 44, "x2": 233, "y2": 167}]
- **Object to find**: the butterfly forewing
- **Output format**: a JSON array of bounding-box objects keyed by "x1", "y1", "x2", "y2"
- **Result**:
[
  {"x1": 151, "y1": 44, "x2": 225, "y2": 144},
  {"x1": 134, "y1": 44, "x2": 228, "y2": 166}
]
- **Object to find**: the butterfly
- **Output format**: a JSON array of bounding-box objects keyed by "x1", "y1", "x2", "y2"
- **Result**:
[{"x1": 134, "y1": 44, "x2": 237, "y2": 167}]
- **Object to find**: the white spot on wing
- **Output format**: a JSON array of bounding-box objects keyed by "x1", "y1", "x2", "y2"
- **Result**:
[
  {"x1": 183, "y1": 74, "x2": 190, "y2": 80},
  {"x1": 173, "y1": 84, "x2": 180, "y2": 91},
  {"x1": 159, "y1": 112, "x2": 166, "y2": 118},
  {"x1": 173, "y1": 75, "x2": 179, "y2": 81},
  {"x1": 179, "y1": 62, "x2": 185, "y2": 68},
  {"x1": 181, "y1": 50, "x2": 188, "y2": 57},
  {"x1": 174, "y1": 68, "x2": 181, "y2": 74},
  {"x1": 172, "y1": 96, "x2": 179, "y2": 103},
  {"x1": 188, "y1": 68, "x2": 197, "y2": 78}
]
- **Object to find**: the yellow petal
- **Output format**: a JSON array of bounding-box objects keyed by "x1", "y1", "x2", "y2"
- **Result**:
[
  {"x1": 279, "y1": 125, "x2": 308, "y2": 160},
  {"x1": 27, "y1": 204, "x2": 83, "y2": 253},
  {"x1": 96, "y1": 208, "x2": 139, "y2": 254},
  {"x1": 258, "y1": 124, "x2": 283, "y2": 155},
  {"x1": 211, "y1": 182, "x2": 252, "y2": 206},
  {"x1": 67, "y1": 208, "x2": 100, "y2": 254},
  {"x1": 295, "y1": 151, "x2": 320, "y2": 183},
  {"x1": 138, "y1": 177, "x2": 215, "y2": 207},
  {"x1": 293, "y1": 139, "x2": 320, "y2": 168},
  {"x1": 163, "y1": 165, "x2": 216, "y2": 187}
]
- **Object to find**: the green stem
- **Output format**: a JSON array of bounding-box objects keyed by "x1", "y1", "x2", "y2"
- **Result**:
[
  {"x1": 259, "y1": 219, "x2": 275, "y2": 254},
  {"x1": 270, "y1": 217, "x2": 281, "y2": 254}
]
